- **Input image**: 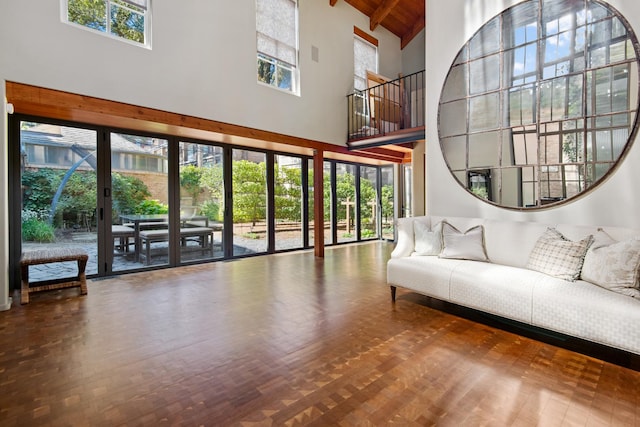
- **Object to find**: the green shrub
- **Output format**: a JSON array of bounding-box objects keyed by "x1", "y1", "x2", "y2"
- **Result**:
[
  {"x1": 200, "y1": 200, "x2": 220, "y2": 222},
  {"x1": 22, "y1": 218, "x2": 55, "y2": 242},
  {"x1": 134, "y1": 199, "x2": 168, "y2": 215}
]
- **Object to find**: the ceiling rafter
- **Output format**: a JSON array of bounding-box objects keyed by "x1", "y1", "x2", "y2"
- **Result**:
[
  {"x1": 370, "y1": 0, "x2": 400, "y2": 31},
  {"x1": 328, "y1": 0, "x2": 424, "y2": 49}
]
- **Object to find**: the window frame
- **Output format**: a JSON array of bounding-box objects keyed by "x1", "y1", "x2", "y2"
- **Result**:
[
  {"x1": 255, "y1": 0, "x2": 300, "y2": 95},
  {"x1": 61, "y1": 0, "x2": 152, "y2": 49},
  {"x1": 353, "y1": 27, "x2": 379, "y2": 92}
]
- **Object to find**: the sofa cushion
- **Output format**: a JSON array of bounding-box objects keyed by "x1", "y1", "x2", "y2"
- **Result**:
[
  {"x1": 439, "y1": 222, "x2": 489, "y2": 261},
  {"x1": 526, "y1": 228, "x2": 593, "y2": 281},
  {"x1": 391, "y1": 217, "x2": 422, "y2": 258},
  {"x1": 581, "y1": 229, "x2": 640, "y2": 298},
  {"x1": 413, "y1": 220, "x2": 444, "y2": 256}
]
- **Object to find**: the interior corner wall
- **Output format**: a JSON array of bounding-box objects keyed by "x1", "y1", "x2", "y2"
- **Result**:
[
  {"x1": 0, "y1": 1, "x2": 402, "y2": 147},
  {"x1": 425, "y1": 0, "x2": 640, "y2": 229},
  {"x1": 401, "y1": 28, "x2": 426, "y2": 76}
]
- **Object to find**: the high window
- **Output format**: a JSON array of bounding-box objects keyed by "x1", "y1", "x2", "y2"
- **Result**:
[
  {"x1": 353, "y1": 28, "x2": 378, "y2": 91},
  {"x1": 256, "y1": 0, "x2": 299, "y2": 93},
  {"x1": 63, "y1": 0, "x2": 151, "y2": 47}
]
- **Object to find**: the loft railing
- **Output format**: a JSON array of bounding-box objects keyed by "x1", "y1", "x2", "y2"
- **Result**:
[{"x1": 347, "y1": 70, "x2": 425, "y2": 143}]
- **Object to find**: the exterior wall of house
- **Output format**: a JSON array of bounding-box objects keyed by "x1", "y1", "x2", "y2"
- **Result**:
[{"x1": 425, "y1": 0, "x2": 640, "y2": 229}]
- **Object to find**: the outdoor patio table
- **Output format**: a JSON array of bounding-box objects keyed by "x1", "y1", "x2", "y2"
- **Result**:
[{"x1": 119, "y1": 214, "x2": 209, "y2": 262}]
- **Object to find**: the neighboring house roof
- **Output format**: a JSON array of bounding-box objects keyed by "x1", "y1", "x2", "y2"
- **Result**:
[{"x1": 21, "y1": 124, "x2": 160, "y2": 155}]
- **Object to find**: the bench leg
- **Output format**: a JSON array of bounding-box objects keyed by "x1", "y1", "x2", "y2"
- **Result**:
[
  {"x1": 145, "y1": 239, "x2": 152, "y2": 265},
  {"x1": 21, "y1": 265, "x2": 30, "y2": 304},
  {"x1": 78, "y1": 258, "x2": 88, "y2": 296}
]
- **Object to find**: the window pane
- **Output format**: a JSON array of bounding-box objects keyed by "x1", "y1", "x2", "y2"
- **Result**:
[
  {"x1": 335, "y1": 163, "x2": 356, "y2": 243},
  {"x1": 21, "y1": 123, "x2": 99, "y2": 280},
  {"x1": 232, "y1": 149, "x2": 267, "y2": 256},
  {"x1": 112, "y1": 133, "x2": 169, "y2": 269},
  {"x1": 380, "y1": 166, "x2": 394, "y2": 240},
  {"x1": 354, "y1": 36, "x2": 377, "y2": 91},
  {"x1": 470, "y1": 54, "x2": 500, "y2": 94},
  {"x1": 66, "y1": 0, "x2": 148, "y2": 45},
  {"x1": 274, "y1": 155, "x2": 303, "y2": 251},
  {"x1": 359, "y1": 166, "x2": 378, "y2": 240},
  {"x1": 179, "y1": 142, "x2": 224, "y2": 263},
  {"x1": 323, "y1": 161, "x2": 333, "y2": 245}
]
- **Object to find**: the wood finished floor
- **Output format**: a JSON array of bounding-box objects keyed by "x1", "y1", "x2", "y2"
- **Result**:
[{"x1": 1, "y1": 242, "x2": 639, "y2": 426}]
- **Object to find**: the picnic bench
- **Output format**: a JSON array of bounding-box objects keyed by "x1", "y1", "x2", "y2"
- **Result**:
[
  {"x1": 138, "y1": 227, "x2": 214, "y2": 265},
  {"x1": 20, "y1": 247, "x2": 89, "y2": 304}
]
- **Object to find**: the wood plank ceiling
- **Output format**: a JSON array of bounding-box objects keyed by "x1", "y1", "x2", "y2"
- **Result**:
[{"x1": 330, "y1": 0, "x2": 425, "y2": 49}]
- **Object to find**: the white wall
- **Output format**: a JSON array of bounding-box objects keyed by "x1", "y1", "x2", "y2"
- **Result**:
[
  {"x1": 426, "y1": 0, "x2": 640, "y2": 229},
  {"x1": 402, "y1": 28, "x2": 426, "y2": 75},
  {"x1": 0, "y1": 1, "x2": 404, "y2": 307},
  {"x1": 0, "y1": 0, "x2": 402, "y2": 145},
  {"x1": 0, "y1": 80, "x2": 9, "y2": 310}
]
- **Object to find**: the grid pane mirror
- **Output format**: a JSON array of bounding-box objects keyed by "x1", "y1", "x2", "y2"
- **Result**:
[{"x1": 438, "y1": 0, "x2": 640, "y2": 209}]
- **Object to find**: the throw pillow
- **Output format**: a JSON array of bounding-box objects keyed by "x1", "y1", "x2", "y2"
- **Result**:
[
  {"x1": 581, "y1": 229, "x2": 640, "y2": 298},
  {"x1": 439, "y1": 221, "x2": 488, "y2": 261},
  {"x1": 526, "y1": 228, "x2": 593, "y2": 281},
  {"x1": 413, "y1": 220, "x2": 443, "y2": 256}
]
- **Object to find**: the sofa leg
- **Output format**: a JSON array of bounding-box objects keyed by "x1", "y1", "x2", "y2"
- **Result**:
[{"x1": 390, "y1": 286, "x2": 396, "y2": 302}]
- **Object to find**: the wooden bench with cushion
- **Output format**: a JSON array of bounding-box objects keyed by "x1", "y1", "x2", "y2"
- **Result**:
[
  {"x1": 112, "y1": 224, "x2": 135, "y2": 253},
  {"x1": 20, "y1": 247, "x2": 89, "y2": 304},
  {"x1": 138, "y1": 227, "x2": 214, "y2": 265}
]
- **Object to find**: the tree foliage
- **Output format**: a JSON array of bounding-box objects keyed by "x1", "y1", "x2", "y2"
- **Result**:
[
  {"x1": 112, "y1": 172, "x2": 152, "y2": 216},
  {"x1": 67, "y1": 0, "x2": 145, "y2": 44},
  {"x1": 232, "y1": 160, "x2": 267, "y2": 225},
  {"x1": 180, "y1": 165, "x2": 204, "y2": 205}
]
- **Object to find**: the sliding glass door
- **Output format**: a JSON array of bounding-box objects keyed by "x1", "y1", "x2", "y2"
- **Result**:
[
  {"x1": 19, "y1": 121, "x2": 99, "y2": 280},
  {"x1": 178, "y1": 141, "x2": 225, "y2": 262},
  {"x1": 111, "y1": 132, "x2": 169, "y2": 271}
]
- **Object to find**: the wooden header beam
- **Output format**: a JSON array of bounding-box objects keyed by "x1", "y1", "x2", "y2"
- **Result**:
[{"x1": 5, "y1": 82, "x2": 409, "y2": 165}]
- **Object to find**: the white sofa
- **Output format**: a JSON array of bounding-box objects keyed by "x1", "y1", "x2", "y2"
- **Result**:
[{"x1": 387, "y1": 215, "x2": 640, "y2": 356}]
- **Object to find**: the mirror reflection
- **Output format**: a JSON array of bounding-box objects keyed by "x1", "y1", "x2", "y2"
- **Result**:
[{"x1": 438, "y1": 0, "x2": 639, "y2": 208}]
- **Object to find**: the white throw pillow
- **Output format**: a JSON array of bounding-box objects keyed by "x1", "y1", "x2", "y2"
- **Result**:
[
  {"x1": 526, "y1": 228, "x2": 593, "y2": 281},
  {"x1": 413, "y1": 221, "x2": 443, "y2": 256},
  {"x1": 581, "y1": 229, "x2": 640, "y2": 298},
  {"x1": 439, "y1": 221, "x2": 488, "y2": 261}
]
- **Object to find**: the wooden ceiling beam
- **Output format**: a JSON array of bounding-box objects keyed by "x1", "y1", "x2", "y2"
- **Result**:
[
  {"x1": 401, "y1": 12, "x2": 425, "y2": 49},
  {"x1": 329, "y1": 0, "x2": 338, "y2": 6},
  {"x1": 370, "y1": 0, "x2": 400, "y2": 31}
]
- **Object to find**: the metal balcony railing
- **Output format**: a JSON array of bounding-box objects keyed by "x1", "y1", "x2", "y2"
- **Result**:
[{"x1": 347, "y1": 70, "x2": 425, "y2": 144}]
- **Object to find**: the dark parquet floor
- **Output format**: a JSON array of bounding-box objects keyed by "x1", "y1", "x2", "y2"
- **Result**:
[{"x1": 1, "y1": 242, "x2": 639, "y2": 426}]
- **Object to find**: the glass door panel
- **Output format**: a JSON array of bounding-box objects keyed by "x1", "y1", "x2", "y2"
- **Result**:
[
  {"x1": 111, "y1": 132, "x2": 169, "y2": 270},
  {"x1": 380, "y1": 166, "x2": 395, "y2": 240},
  {"x1": 274, "y1": 155, "x2": 303, "y2": 251},
  {"x1": 20, "y1": 122, "x2": 98, "y2": 280},
  {"x1": 307, "y1": 158, "x2": 315, "y2": 247},
  {"x1": 323, "y1": 161, "x2": 333, "y2": 245},
  {"x1": 179, "y1": 142, "x2": 225, "y2": 262},
  {"x1": 232, "y1": 149, "x2": 267, "y2": 255},
  {"x1": 336, "y1": 163, "x2": 357, "y2": 243},
  {"x1": 359, "y1": 166, "x2": 379, "y2": 239}
]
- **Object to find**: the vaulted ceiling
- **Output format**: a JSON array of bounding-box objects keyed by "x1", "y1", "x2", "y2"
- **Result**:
[{"x1": 330, "y1": 0, "x2": 425, "y2": 49}]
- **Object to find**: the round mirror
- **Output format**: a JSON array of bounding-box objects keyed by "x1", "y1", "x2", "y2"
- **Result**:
[{"x1": 438, "y1": 0, "x2": 640, "y2": 209}]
